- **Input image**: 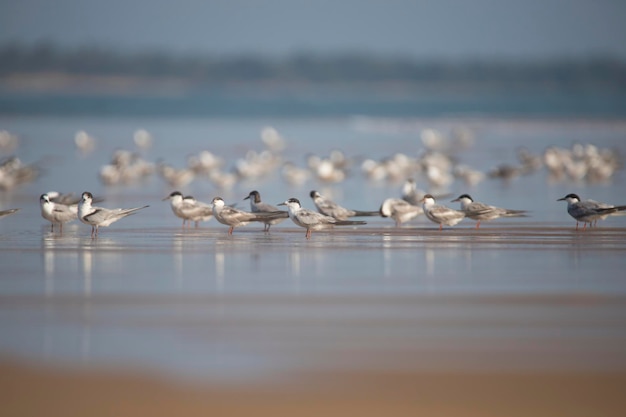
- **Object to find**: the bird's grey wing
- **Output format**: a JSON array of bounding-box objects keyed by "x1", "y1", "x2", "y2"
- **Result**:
[
  {"x1": 431, "y1": 205, "x2": 464, "y2": 221},
  {"x1": 299, "y1": 210, "x2": 335, "y2": 226},
  {"x1": 465, "y1": 202, "x2": 496, "y2": 216},
  {"x1": 222, "y1": 206, "x2": 254, "y2": 221},
  {"x1": 255, "y1": 201, "x2": 281, "y2": 212},
  {"x1": 83, "y1": 208, "x2": 108, "y2": 223},
  {"x1": 569, "y1": 203, "x2": 598, "y2": 218},
  {"x1": 53, "y1": 204, "x2": 78, "y2": 221},
  {"x1": 53, "y1": 204, "x2": 77, "y2": 215},
  {"x1": 182, "y1": 204, "x2": 212, "y2": 218},
  {"x1": 315, "y1": 198, "x2": 342, "y2": 215}
]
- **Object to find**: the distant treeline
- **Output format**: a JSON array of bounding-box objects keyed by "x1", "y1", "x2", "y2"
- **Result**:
[{"x1": 1, "y1": 42, "x2": 626, "y2": 90}]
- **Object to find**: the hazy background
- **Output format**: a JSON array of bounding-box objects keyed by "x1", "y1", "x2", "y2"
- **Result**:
[{"x1": 1, "y1": 0, "x2": 626, "y2": 59}]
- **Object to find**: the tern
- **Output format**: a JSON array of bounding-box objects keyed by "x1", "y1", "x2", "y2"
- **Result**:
[
  {"x1": 401, "y1": 178, "x2": 427, "y2": 206},
  {"x1": 162, "y1": 191, "x2": 212, "y2": 228},
  {"x1": 279, "y1": 197, "x2": 366, "y2": 239},
  {"x1": 421, "y1": 194, "x2": 465, "y2": 231},
  {"x1": 78, "y1": 191, "x2": 148, "y2": 237},
  {"x1": 379, "y1": 198, "x2": 423, "y2": 227},
  {"x1": 310, "y1": 190, "x2": 379, "y2": 220},
  {"x1": 40, "y1": 193, "x2": 79, "y2": 232},
  {"x1": 451, "y1": 194, "x2": 528, "y2": 228},
  {"x1": 557, "y1": 193, "x2": 626, "y2": 230},
  {"x1": 401, "y1": 178, "x2": 451, "y2": 205},
  {"x1": 244, "y1": 190, "x2": 288, "y2": 231},
  {"x1": 211, "y1": 196, "x2": 287, "y2": 235}
]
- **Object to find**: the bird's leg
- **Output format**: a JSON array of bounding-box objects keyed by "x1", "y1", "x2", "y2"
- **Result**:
[
  {"x1": 439, "y1": 223, "x2": 443, "y2": 231},
  {"x1": 306, "y1": 229, "x2": 311, "y2": 239},
  {"x1": 228, "y1": 226, "x2": 234, "y2": 235},
  {"x1": 475, "y1": 221, "x2": 480, "y2": 229},
  {"x1": 576, "y1": 221, "x2": 579, "y2": 231}
]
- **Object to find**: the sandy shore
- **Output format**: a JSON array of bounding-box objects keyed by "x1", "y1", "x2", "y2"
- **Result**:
[{"x1": 2, "y1": 359, "x2": 625, "y2": 417}]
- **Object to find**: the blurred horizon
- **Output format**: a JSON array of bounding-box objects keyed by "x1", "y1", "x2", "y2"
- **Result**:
[
  {"x1": 2, "y1": 41, "x2": 626, "y2": 92},
  {"x1": 2, "y1": 1, "x2": 626, "y2": 117},
  {"x1": 2, "y1": 1, "x2": 626, "y2": 60}
]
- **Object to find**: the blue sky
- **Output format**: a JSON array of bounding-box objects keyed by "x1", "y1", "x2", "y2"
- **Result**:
[{"x1": 1, "y1": 0, "x2": 625, "y2": 59}]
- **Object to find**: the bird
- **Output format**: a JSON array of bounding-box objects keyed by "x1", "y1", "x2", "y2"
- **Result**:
[
  {"x1": 401, "y1": 179, "x2": 452, "y2": 206},
  {"x1": 211, "y1": 196, "x2": 287, "y2": 235},
  {"x1": 0, "y1": 156, "x2": 39, "y2": 191},
  {"x1": 0, "y1": 208, "x2": 19, "y2": 219},
  {"x1": 379, "y1": 198, "x2": 423, "y2": 227},
  {"x1": 40, "y1": 193, "x2": 79, "y2": 232},
  {"x1": 157, "y1": 161, "x2": 195, "y2": 188},
  {"x1": 162, "y1": 191, "x2": 213, "y2": 228},
  {"x1": 278, "y1": 198, "x2": 366, "y2": 239},
  {"x1": 451, "y1": 194, "x2": 528, "y2": 229},
  {"x1": 400, "y1": 178, "x2": 427, "y2": 206},
  {"x1": 78, "y1": 191, "x2": 149, "y2": 237},
  {"x1": 180, "y1": 195, "x2": 213, "y2": 228},
  {"x1": 421, "y1": 194, "x2": 466, "y2": 231},
  {"x1": 309, "y1": 190, "x2": 379, "y2": 221},
  {"x1": 557, "y1": 193, "x2": 626, "y2": 230},
  {"x1": 244, "y1": 190, "x2": 288, "y2": 232}
]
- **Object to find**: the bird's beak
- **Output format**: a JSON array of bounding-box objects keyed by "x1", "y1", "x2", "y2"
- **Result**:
[
  {"x1": 451, "y1": 198, "x2": 459, "y2": 202},
  {"x1": 243, "y1": 195, "x2": 250, "y2": 200},
  {"x1": 557, "y1": 197, "x2": 565, "y2": 201},
  {"x1": 277, "y1": 202, "x2": 286, "y2": 206},
  {"x1": 161, "y1": 196, "x2": 170, "y2": 201}
]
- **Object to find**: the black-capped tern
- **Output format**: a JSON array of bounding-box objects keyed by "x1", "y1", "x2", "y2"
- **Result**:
[
  {"x1": 244, "y1": 190, "x2": 288, "y2": 231},
  {"x1": 421, "y1": 194, "x2": 465, "y2": 231},
  {"x1": 212, "y1": 196, "x2": 287, "y2": 235},
  {"x1": 279, "y1": 197, "x2": 366, "y2": 239},
  {"x1": 40, "y1": 193, "x2": 79, "y2": 232},
  {"x1": 451, "y1": 194, "x2": 528, "y2": 229},
  {"x1": 310, "y1": 190, "x2": 379, "y2": 221},
  {"x1": 557, "y1": 193, "x2": 626, "y2": 230},
  {"x1": 78, "y1": 191, "x2": 149, "y2": 237},
  {"x1": 162, "y1": 191, "x2": 212, "y2": 228}
]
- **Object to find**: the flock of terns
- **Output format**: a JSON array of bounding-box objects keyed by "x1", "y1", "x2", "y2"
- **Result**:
[
  {"x1": 1, "y1": 126, "x2": 626, "y2": 238},
  {"x1": 19, "y1": 186, "x2": 626, "y2": 239}
]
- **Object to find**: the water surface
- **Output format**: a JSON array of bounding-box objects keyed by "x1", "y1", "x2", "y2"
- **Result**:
[{"x1": 1, "y1": 114, "x2": 626, "y2": 382}]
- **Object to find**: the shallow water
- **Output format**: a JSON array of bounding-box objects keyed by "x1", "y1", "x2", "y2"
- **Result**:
[{"x1": 1, "y1": 115, "x2": 626, "y2": 383}]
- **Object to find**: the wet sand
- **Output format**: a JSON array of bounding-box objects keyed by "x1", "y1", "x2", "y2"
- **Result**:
[{"x1": 2, "y1": 359, "x2": 626, "y2": 417}]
